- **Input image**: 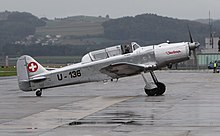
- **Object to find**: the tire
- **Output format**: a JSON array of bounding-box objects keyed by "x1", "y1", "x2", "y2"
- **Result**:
[
  {"x1": 155, "y1": 82, "x2": 166, "y2": 96},
  {"x1": 36, "y1": 90, "x2": 42, "y2": 97},
  {"x1": 145, "y1": 88, "x2": 157, "y2": 96}
]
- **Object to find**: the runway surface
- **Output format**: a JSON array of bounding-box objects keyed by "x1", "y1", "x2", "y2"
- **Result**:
[{"x1": 0, "y1": 70, "x2": 220, "y2": 136}]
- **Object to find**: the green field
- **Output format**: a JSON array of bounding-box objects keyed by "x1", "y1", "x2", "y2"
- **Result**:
[
  {"x1": 0, "y1": 67, "x2": 16, "y2": 77},
  {"x1": 37, "y1": 22, "x2": 104, "y2": 36},
  {"x1": 0, "y1": 56, "x2": 83, "y2": 77},
  {"x1": 0, "y1": 56, "x2": 82, "y2": 66},
  {"x1": 35, "y1": 16, "x2": 109, "y2": 46},
  {"x1": 36, "y1": 16, "x2": 108, "y2": 37}
]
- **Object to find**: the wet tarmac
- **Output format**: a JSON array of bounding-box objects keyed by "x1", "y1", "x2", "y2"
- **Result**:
[{"x1": 0, "y1": 70, "x2": 220, "y2": 136}]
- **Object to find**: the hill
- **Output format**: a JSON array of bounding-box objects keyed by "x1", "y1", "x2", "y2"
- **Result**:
[
  {"x1": 2, "y1": 12, "x2": 220, "y2": 57},
  {"x1": 36, "y1": 14, "x2": 219, "y2": 47},
  {"x1": 36, "y1": 16, "x2": 109, "y2": 45},
  {"x1": 102, "y1": 14, "x2": 220, "y2": 45},
  {"x1": 0, "y1": 11, "x2": 46, "y2": 51},
  {"x1": 195, "y1": 19, "x2": 220, "y2": 32}
]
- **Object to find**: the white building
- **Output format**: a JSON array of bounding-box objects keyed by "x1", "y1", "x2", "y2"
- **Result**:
[
  {"x1": 198, "y1": 37, "x2": 220, "y2": 68},
  {"x1": 201, "y1": 37, "x2": 220, "y2": 53}
]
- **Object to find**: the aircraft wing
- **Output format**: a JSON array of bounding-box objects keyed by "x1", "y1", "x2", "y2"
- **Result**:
[{"x1": 100, "y1": 62, "x2": 157, "y2": 78}]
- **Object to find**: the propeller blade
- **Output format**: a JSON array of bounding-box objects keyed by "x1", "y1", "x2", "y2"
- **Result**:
[
  {"x1": 193, "y1": 49, "x2": 198, "y2": 66},
  {"x1": 187, "y1": 25, "x2": 193, "y2": 43},
  {"x1": 187, "y1": 25, "x2": 199, "y2": 67}
]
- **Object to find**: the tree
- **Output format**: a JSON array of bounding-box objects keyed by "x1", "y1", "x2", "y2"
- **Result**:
[{"x1": 106, "y1": 14, "x2": 110, "y2": 19}]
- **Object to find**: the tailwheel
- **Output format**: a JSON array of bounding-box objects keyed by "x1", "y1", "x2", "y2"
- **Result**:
[{"x1": 36, "y1": 89, "x2": 42, "y2": 97}]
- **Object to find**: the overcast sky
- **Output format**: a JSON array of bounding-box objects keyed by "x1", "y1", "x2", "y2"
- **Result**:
[{"x1": 0, "y1": 0, "x2": 219, "y2": 20}]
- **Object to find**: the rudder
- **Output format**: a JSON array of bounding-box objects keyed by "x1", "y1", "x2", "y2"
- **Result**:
[{"x1": 16, "y1": 55, "x2": 47, "y2": 91}]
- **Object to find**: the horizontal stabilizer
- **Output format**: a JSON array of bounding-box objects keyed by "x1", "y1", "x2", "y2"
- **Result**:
[
  {"x1": 29, "y1": 76, "x2": 47, "y2": 82},
  {"x1": 46, "y1": 67, "x2": 58, "y2": 71}
]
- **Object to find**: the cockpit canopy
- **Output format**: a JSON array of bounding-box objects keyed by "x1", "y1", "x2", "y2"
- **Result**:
[{"x1": 81, "y1": 42, "x2": 141, "y2": 63}]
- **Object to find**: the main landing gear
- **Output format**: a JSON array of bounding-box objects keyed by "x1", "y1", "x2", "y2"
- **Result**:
[
  {"x1": 141, "y1": 71, "x2": 166, "y2": 96},
  {"x1": 36, "y1": 89, "x2": 42, "y2": 97}
]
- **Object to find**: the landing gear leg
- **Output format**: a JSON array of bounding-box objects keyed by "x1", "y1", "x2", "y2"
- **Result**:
[
  {"x1": 141, "y1": 71, "x2": 166, "y2": 96},
  {"x1": 36, "y1": 89, "x2": 42, "y2": 97}
]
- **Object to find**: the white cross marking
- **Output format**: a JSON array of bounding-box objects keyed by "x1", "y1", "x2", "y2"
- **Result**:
[
  {"x1": 29, "y1": 63, "x2": 37, "y2": 71},
  {"x1": 28, "y1": 62, "x2": 38, "y2": 72}
]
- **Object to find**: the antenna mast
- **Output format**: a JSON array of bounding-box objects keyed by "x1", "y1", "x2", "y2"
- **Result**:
[{"x1": 209, "y1": 11, "x2": 213, "y2": 48}]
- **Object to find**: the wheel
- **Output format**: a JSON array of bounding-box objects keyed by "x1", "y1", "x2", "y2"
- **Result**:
[
  {"x1": 167, "y1": 63, "x2": 172, "y2": 69},
  {"x1": 155, "y1": 82, "x2": 166, "y2": 96},
  {"x1": 36, "y1": 89, "x2": 42, "y2": 97},
  {"x1": 144, "y1": 88, "x2": 157, "y2": 96}
]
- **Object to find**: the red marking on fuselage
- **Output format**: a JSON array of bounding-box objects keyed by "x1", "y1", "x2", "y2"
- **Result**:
[{"x1": 166, "y1": 50, "x2": 181, "y2": 55}]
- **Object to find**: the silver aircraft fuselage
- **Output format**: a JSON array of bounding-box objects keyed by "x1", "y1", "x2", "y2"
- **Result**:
[{"x1": 24, "y1": 42, "x2": 191, "y2": 91}]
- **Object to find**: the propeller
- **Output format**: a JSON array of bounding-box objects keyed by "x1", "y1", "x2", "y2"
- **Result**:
[
  {"x1": 188, "y1": 25, "x2": 193, "y2": 43},
  {"x1": 192, "y1": 48, "x2": 197, "y2": 65},
  {"x1": 187, "y1": 25, "x2": 200, "y2": 66}
]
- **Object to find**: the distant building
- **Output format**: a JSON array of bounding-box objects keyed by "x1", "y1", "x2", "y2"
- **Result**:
[
  {"x1": 201, "y1": 37, "x2": 220, "y2": 53},
  {"x1": 198, "y1": 37, "x2": 220, "y2": 68}
]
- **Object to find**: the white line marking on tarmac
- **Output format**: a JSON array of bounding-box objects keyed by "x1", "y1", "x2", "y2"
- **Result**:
[{"x1": 0, "y1": 96, "x2": 133, "y2": 133}]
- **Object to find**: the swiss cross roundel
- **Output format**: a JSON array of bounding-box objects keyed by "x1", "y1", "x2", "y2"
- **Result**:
[{"x1": 27, "y1": 62, "x2": 38, "y2": 72}]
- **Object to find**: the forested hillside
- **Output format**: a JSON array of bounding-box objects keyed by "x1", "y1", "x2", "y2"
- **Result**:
[
  {"x1": 213, "y1": 20, "x2": 220, "y2": 30},
  {"x1": 1, "y1": 12, "x2": 220, "y2": 57},
  {"x1": 102, "y1": 14, "x2": 219, "y2": 45},
  {"x1": 0, "y1": 11, "x2": 46, "y2": 55}
]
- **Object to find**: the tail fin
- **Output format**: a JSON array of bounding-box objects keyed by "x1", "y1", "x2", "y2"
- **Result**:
[{"x1": 17, "y1": 55, "x2": 47, "y2": 91}]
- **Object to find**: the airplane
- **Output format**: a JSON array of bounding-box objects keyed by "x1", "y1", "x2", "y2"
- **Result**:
[{"x1": 16, "y1": 33, "x2": 199, "y2": 97}]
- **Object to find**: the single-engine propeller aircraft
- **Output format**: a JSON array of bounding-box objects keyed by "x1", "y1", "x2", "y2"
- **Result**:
[{"x1": 17, "y1": 31, "x2": 199, "y2": 97}]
